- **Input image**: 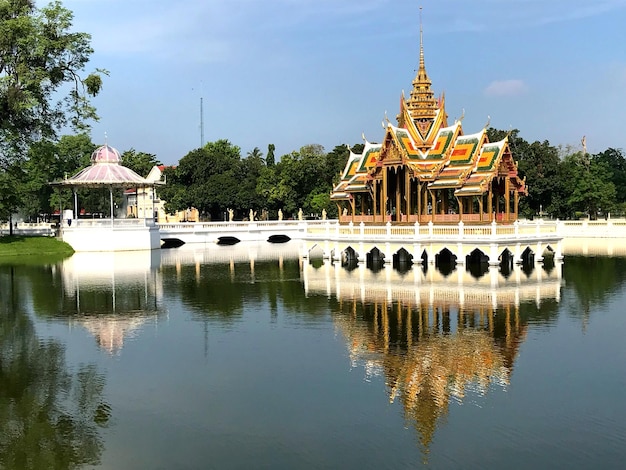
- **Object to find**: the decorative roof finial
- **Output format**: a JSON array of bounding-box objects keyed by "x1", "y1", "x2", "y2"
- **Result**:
[
  {"x1": 419, "y1": 6, "x2": 424, "y2": 72},
  {"x1": 406, "y1": 6, "x2": 437, "y2": 122},
  {"x1": 104, "y1": 132, "x2": 108, "y2": 145}
]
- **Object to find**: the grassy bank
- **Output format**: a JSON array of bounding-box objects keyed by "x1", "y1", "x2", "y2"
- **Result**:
[{"x1": 0, "y1": 236, "x2": 74, "y2": 260}]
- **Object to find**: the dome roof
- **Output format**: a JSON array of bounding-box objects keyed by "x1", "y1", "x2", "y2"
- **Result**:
[
  {"x1": 91, "y1": 145, "x2": 121, "y2": 164},
  {"x1": 51, "y1": 142, "x2": 162, "y2": 187}
]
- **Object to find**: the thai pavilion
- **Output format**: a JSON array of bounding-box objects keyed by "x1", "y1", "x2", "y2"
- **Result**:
[
  {"x1": 331, "y1": 27, "x2": 527, "y2": 225},
  {"x1": 50, "y1": 144, "x2": 163, "y2": 251}
]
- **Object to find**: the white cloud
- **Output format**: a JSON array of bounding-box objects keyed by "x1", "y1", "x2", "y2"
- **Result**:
[{"x1": 484, "y1": 79, "x2": 528, "y2": 97}]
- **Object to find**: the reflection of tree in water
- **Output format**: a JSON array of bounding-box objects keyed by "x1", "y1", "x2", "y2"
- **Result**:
[
  {"x1": 335, "y1": 298, "x2": 531, "y2": 456},
  {"x1": 161, "y1": 259, "x2": 329, "y2": 321},
  {"x1": 0, "y1": 266, "x2": 110, "y2": 468},
  {"x1": 562, "y1": 256, "x2": 626, "y2": 329}
]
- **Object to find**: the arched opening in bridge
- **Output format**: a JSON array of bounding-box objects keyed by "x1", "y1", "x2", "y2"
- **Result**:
[
  {"x1": 307, "y1": 243, "x2": 324, "y2": 268},
  {"x1": 268, "y1": 234, "x2": 291, "y2": 243},
  {"x1": 307, "y1": 244, "x2": 324, "y2": 264},
  {"x1": 435, "y1": 248, "x2": 456, "y2": 276},
  {"x1": 542, "y1": 245, "x2": 556, "y2": 273},
  {"x1": 499, "y1": 249, "x2": 514, "y2": 278},
  {"x1": 161, "y1": 238, "x2": 185, "y2": 249},
  {"x1": 217, "y1": 236, "x2": 240, "y2": 245},
  {"x1": 342, "y1": 246, "x2": 359, "y2": 271},
  {"x1": 366, "y1": 247, "x2": 385, "y2": 272},
  {"x1": 521, "y1": 247, "x2": 535, "y2": 275},
  {"x1": 466, "y1": 248, "x2": 488, "y2": 279},
  {"x1": 393, "y1": 248, "x2": 413, "y2": 272}
]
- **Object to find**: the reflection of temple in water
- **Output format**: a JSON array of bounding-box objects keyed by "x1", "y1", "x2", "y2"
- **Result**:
[
  {"x1": 303, "y1": 261, "x2": 562, "y2": 452},
  {"x1": 60, "y1": 251, "x2": 164, "y2": 355}
]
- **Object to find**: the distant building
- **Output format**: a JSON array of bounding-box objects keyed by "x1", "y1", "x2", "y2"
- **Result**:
[{"x1": 125, "y1": 165, "x2": 199, "y2": 223}]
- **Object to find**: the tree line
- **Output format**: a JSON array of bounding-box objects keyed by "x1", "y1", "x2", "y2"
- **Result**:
[{"x1": 2, "y1": 130, "x2": 625, "y2": 223}]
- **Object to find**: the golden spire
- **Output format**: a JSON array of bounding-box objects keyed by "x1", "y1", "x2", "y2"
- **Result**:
[{"x1": 406, "y1": 7, "x2": 438, "y2": 122}]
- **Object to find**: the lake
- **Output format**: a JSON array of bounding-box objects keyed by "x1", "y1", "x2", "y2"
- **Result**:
[{"x1": 0, "y1": 241, "x2": 625, "y2": 469}]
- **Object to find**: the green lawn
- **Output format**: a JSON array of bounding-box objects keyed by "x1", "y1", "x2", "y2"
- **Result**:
[{"x1": 0, "y1": 236, "x2": 74, "y2": 260}]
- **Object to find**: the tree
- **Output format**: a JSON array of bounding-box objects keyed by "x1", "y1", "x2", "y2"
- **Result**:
[
  {"x1": 595, "y1": 148, "x2": 626, "y2": 207},
  {"x1": 0, "y1": 1, "x2": 105, "y2": 225},
  {"x1": 487, "y1": 128, "x2": 560, "y2": 218},
  {"x1": 239, "y1": 147, "x2": 265, "y2": 214},
  {"x1": 21, "y1": 134, "x2": 95, "y2": 222},
  {"x1": 266, "y1": 144, "x2": 275, "y2": 167},
  {"x1": 120, "y1": 149, "x2": 161, "y2": 177},
  {"x1": 0, "y1": 0, "x2": 106, "y2": 157},
  {"x1": 561, "y1": 151, "x2": 615, "y2": 219},
  {"x1": 0, "y1": 161, "x2": 23, "y2": 231},
  {"x1": 166, "y1": 140, "x2": 243, "y2": 220}
]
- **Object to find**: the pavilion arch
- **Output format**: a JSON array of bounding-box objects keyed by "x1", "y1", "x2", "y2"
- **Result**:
[
  {"x1": 520, "y1": 247, "x2": 535, "y2": 265},
  {"x1": 542, "y1": 244, "x2": 556, "y2": 258},
  {"x1": 366, "y1": 247, "x2": 385, "y2": 270},
  {"x1": 435, "y1": 248, "x2": 457, "y2": 269},
  {"x1": 466, "y1": 248, "x2": 488, "y2": 265},
  {"x1": 341, "y1": 246, "x2": 358, "y2": 265},
  {"x1": 393, "y1": 248, "x2": 413, "y2": 268},
  {"x1": 499, "y1": 248, "x2": 514, "y2": 266},
  {"x1": 307, "y1": 243, "x2": 325, "y2": 260}
]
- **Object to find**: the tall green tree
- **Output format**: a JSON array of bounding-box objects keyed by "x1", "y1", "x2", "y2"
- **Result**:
[
  {"x1": 239, "y1": 147, "x2": 265, "y2": 215},
  {"x1": 266, "y1": 144, "x2": 275, "y2": 166},
  {"x1": 120, "y1": 149, "x2": 161, "y2": 177},
  {"x1": 560, "y1": 151, "x2": 615, "y2": 219},
  {"x1": 20, "y1": 134, "x2": 95, "y2": 221},
  {"x1": 0, "y1": 0, "x2": 105, "y2": 224},
  {"x1": 166, "y1": 140, "x2": 243, "y2": 220},
  {"x1": 487, "y1": 128, "x2": 560, "y2": 218},
  {"x1": 595, "y1": 148, "x2": 626, "y2": 207},
  {"x1": 0, "y1": 0, "x2": 106, "y2": 157}
]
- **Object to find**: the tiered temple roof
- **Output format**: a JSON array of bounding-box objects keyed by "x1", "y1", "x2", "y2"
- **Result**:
[{"x1": 331, "y1": 22, "x2": 526, "y2": 207}]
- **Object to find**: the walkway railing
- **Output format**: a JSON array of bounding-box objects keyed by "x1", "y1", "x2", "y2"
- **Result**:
[
  {"x1": 63, "y1": 218, "x2": 156, "y2": 228},
  {"x1": 307, "y1": 220, "x2": 560, "y2": 241}
]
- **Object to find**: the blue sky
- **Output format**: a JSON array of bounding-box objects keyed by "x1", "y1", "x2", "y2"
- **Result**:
[{"x1": 57, "y1": 0, "x2": 626, "y2": 165}]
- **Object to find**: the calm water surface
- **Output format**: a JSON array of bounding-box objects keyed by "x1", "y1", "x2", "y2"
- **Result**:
[{"x1": 1, "y1": 242, "x2": 625, "y2": 469}]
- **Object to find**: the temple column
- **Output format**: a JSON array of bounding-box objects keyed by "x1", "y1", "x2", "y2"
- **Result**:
[
  {"x1": 383, "y1": 168, "x2": 388, "y2": 221},
  {"x1": 505, "y1": 178, "x2": 511, "y2": 223},
  {"x1": 488, "y1": 188, "x2": 493, "y2": 222},
  {"x1": 373, "y1": 181, "x2": 378, "y2": 223},
  {"x1": 405, "y1": 173, "x2": 411, "y2": 220},
  {"x1": 479, "y1": 197, "x2": 484, "y2": 222},
  {"x1": 395, "y1": 168, "x2": 401, "y2": 222},
  {"x1": 417, "y1": 182, "x2": 422, "y2": 221},
  {"x1": 73, "y1": 189, "x2": 78, "y2": 219},
  {"x1": 351, "y1": 197, "x2": 356, "y2": 223},
  {"x1": 109, "y1": 186, "x2": 114, "y2": 225},
  {"x1": 430, "y1": 191, "x2": 436, "y2": 221},
  {"x1": 495, "y1": 185, "x2": 500, "y2": 220},
  {"x1": 514, "y1": 190, "x2": 519, "y2": 221}
]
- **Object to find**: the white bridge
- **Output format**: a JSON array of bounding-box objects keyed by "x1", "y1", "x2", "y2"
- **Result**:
[
  {"x1": 158, "y1": 220, "x2": 316, "y2": 246},
  {"x1": 6, "y1": 218, "x2": 626, "y2": 259},
  {"x1": 159, "y1": 219, "x2": 564, "y2": 266}
]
